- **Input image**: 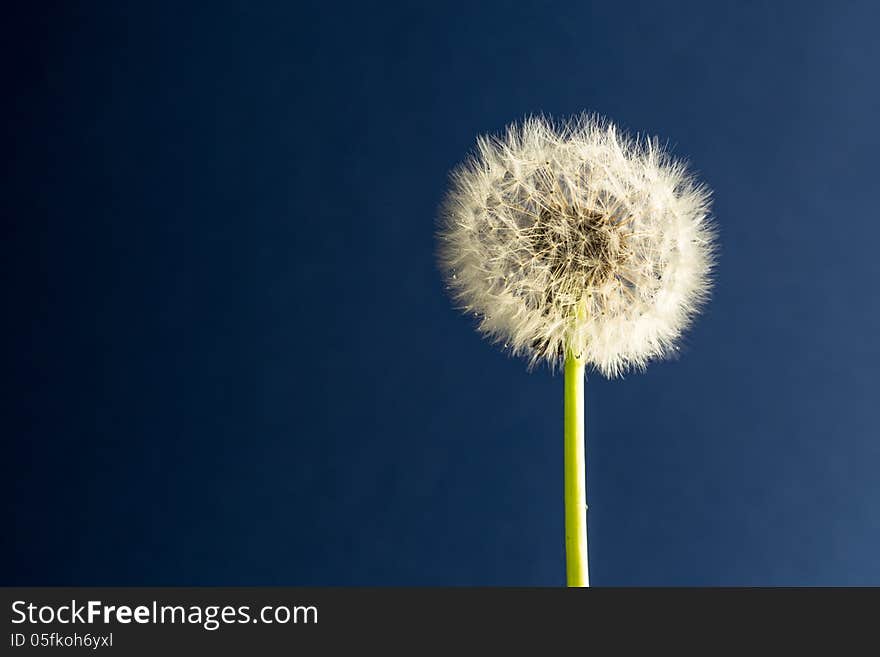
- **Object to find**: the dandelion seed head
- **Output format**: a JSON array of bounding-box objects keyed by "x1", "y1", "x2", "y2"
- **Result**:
[{"x1": 437, "y1": 114, "x2": 716, "y2": 377}]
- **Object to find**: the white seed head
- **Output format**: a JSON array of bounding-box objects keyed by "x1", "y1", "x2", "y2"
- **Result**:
[{"x1": 438, "y1": 114, "x2": 716, "y2": 378}]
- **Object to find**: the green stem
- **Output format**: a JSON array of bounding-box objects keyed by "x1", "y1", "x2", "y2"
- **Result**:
[{"x1": 564, "y1": 354, "x2": 589, "y2": 587}]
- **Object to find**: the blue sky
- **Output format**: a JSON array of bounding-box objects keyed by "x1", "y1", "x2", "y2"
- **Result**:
[{"x1": 5, "y1": 1, "x2": 880, "y2": 585}]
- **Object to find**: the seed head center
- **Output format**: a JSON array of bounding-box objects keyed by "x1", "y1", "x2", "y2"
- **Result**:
[{"x1": 531, "y1": 204, "x2": 625, "y2": 292}]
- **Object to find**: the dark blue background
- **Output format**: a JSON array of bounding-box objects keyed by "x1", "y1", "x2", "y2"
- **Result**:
[{"x1": 4, "y1": 1, "x2": 879, "y2": 585}]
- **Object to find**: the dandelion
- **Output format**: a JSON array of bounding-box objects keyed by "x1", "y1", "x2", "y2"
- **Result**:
[{"x1": 437, "y1": 114, "x2": 716, "y2": 586}]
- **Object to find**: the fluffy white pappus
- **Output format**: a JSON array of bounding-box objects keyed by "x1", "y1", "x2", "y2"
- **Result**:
[{"x1": 438, "y1": 114, "x2": 716, "y2": 378}]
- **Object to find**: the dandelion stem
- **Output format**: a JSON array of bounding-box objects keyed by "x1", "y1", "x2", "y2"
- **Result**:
[{"x1": 564, "y1": 353, "x2": 589, "y2": 587}]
